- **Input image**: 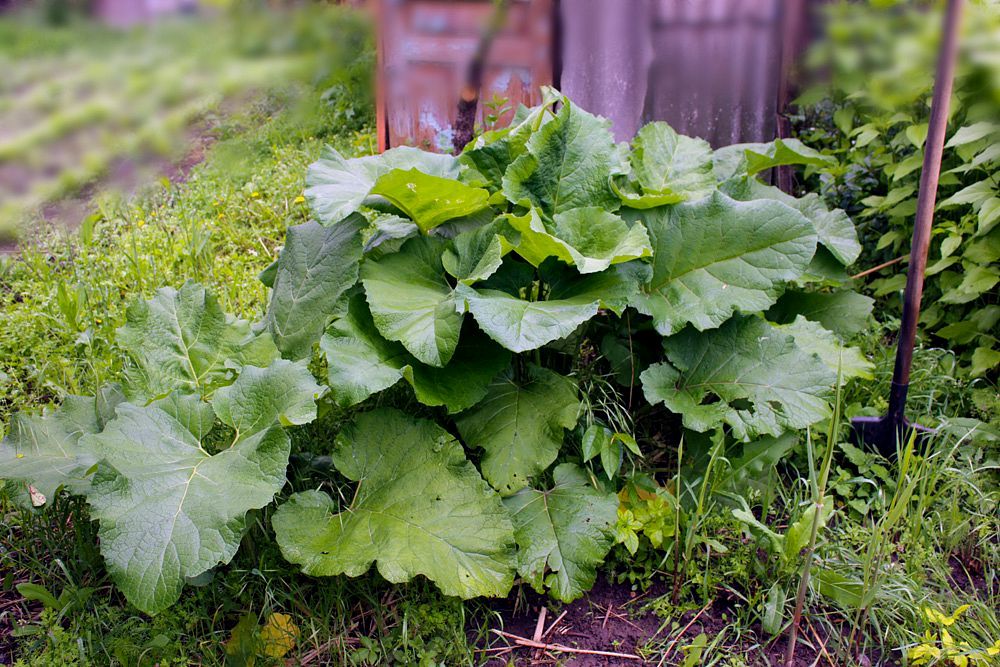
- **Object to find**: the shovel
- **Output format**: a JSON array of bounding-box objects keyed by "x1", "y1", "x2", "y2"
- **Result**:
[{"x1": 849, "y1": 0, "x2": 963, "y2": 459}]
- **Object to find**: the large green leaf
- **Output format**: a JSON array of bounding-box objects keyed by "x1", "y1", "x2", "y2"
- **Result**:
[
  {"x1": 364, "y1": 214, "x2": 419, "y2": 255},
  {"x1": 726, "y1": 433, "x2": 798, "y2": 491},
  {"x1": 776, "y1": 317, "x2": 874, "y2": 381},
  {"x1": 402, "y1": 331, "x2": 511, "y2": 414},
  {"x1": 456, "y1": 365, "x2": 580, "y2": 495},
  {"x1": 0, "y1": 388, "x2": 124, "y2": 505},
  {"x1": 263, "y1": 216, "x2": 365, "y2": 361},
  {"x1": 767, "y1": 289, "x2": 875, "y2": 338},
  {"x1": 641, "y1": 315, "x2": 835, "y2": 440},
  {"x1": 502, "y1": 99, "x2": 621, "y2": 216},
  {"x1": 628, "y1": 192, "x2": 817, "y2": 335},
  {"x1": 442, "y1": 221, "x2": 511, "y2": 285},
  {"x1": 320, "y1": 293, "x2": 412, "y2": 407},
  {"x1": 454, "y1": 285, "x2": 594, "y2": 353},
  {"x1": 504, "y1": 463, "x2": 618, "y2": 602},
  {"x1": 271, "y1": 409, "x2": 515, "y2": 598},
  {"x1": 83, "y1": 362, "x2": 319, "y2": 615},
  {"x1": 369, "y1": 169, "x2": 490, "y2": 233},
  {"x1": 211, "y1": 361, "x2": 323, "y2": 434},
  {"x1": 503, "y1": 207, "x2": 652, "y2": 274},
  {"x1": 542, "y1": 259, "x2": 649, "y2": 316},
  {"x1": 713, "y1": 138, "x2": 834, "y2": 181},
  {"x1": 117, "y1": 282, "x2": 279, "y2": 400},
  {"x1": 306, "y1": 146, "x2": 459, "y2": 225},
  {"x1": 455, "y1": 262, "x2": 644, "y2": 353},
  {"x1": 360, "y1": 236, "x2": 463, "y2": 367},
  {"x1": 613, "y1": 122, "x2": 715, "y2": 207},
  {"x1": 321, "y1": 294, "x2": 510, "y2": 412},
  {"x1": 460, "y1": 97, "x2": 556, "y2": 189},
  {"x1": 722, "y1": 177, "x2": 862, "y2": 266}
]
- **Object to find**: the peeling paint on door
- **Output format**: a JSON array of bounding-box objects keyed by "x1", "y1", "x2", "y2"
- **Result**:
[{"x1": 376, "y1": 0, "x2": 554, "y2": 152}]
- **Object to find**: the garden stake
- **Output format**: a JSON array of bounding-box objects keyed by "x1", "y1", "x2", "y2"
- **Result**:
[{"x1": 849, "y1": 0, "x2": 963, "y2": 459}]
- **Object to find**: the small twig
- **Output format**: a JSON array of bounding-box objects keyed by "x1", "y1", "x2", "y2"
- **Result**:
[
  {"x1": 491, "y1": 629, "x2": 643, "y2": 661},
  {"x1": 657, "y1": 601, "x2": 712, "y2": 667},
  {"x1": 300, "y1": 636, "x2": 353, "y2": 665},
  {"x1": 532, "y1": 606, "x2": 547, "y2": 642},
  {"x1": 532, "y1": 605, "x2": 548, "y2": 662},
  {"x1": 849, "y1": 255, "x2": 904, "y2": 280},
  {"x1": 542, "y1": 610, "x2": 568, "y2": 640},
  {"x1": 594, "y1": 603, "x2": 641, "y2": 631},
  {"x1": 805, "y1": 617, "x2": 837, "y2": 667}
]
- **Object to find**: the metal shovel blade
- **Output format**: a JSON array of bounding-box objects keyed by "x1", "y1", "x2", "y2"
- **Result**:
[{"x1": 849, "y1": 415, "x2": 935, "y2": 459}]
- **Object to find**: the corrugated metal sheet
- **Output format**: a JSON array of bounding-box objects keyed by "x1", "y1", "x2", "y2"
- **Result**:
[
  {"x1": 562, "y1": 0, "x2": 790, "y2": 147},
  {"x1": 376, "y1": 0, "x2": 553, "y2": 152}
]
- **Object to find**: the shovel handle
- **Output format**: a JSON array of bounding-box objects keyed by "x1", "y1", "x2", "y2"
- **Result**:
[{"x1": 888, "y1": 0, "x2": 963, "y2": 422}]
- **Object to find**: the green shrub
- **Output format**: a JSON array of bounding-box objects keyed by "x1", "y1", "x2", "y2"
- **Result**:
[
  {"x1": 793, "y1": 0, "x2": 1000, "y2": 378},
  {"x1": 1, "y1": 90, "x2": 870, "y2": 615}
]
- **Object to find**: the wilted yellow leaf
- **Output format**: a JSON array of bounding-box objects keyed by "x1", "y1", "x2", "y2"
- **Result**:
[{"x1": 260, "y1": 613, "x2": 299, "y2": 659}]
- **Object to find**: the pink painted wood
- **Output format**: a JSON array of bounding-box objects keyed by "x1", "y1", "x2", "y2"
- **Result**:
[{"x1": 375, "y1": 0, "x2": 553, "y2": 152}]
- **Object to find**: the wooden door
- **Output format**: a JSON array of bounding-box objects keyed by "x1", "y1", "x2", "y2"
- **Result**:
[{"x1": 375, "y1": 0, "x2": 554, "y2": 152}]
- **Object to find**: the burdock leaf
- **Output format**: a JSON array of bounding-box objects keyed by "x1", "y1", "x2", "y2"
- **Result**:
[
  {"x1": 442, "y1": 221, "x2": 511, "y2": 285},
  {"x1": 502, "y1": 99, "x2": 621, "y2": 216},
  {"x1": 503, "y1": 207, "x2": 652, "y2": 274},
  {"x1": 320, "y1": 293, "x2": 411, "y2": 407},
  {"x1": 713, "y1": 138, "x2": 834, "y2": 181},
  {"x1": 504, "y1": 464, "x2": 618, "y2": 602},
  {"x1": 360, "y1": 236, "x2": 463, "y2": 367},
  {"x1": 263, "y1": 216, "x2": 365, "y2": 360},
  {"x1": 641, "y1": 315, "x2": 835, "y2": 440},
  {"x1": 613, "y1": 122, "x2": 715, "y2": 207},
  {"x1": 117, "y1": 282, "x2": 279, "y2": 399},
  {"x1": 455, "y1": 284, "x2": 598, "y2": 354},
  {"x1": 322, "y1": 294, "x2": 510, "y2": 413},
  {"x1": 766, "y1": 289, "x2": 874, "y2": 338},
  {"x1": 82, "y1": 363, "x2": 318, "y2": 615},
  {"x1": 456, "y1": 365, "x2": 580, "y2": 495},
  {"x1": 272, "y1": 409, "x2": 515, "y2": 598},
  {"x1": 460, "y1": 97, "x2": 556, "y2": 189},
  {"x1": 628, "y1": 192, "x2": 816, "y2": 335},
  {"x1": 776, "y1": 317, "x2": 874, "y2": 381},
  {"x1": 0, "y1": 393, "x2": 122, "y2": 504},
  {"x1": 370, "y1": 169, "x2": 490, "y2": 233},
  {"x1": 306, "y1": 146, "x2": 459, "y2": 225},
  {"x1": 722, "y1": 177, "x2": 861, "y2": 266},
  {"x1": 455, "y1": 262, "x2": 644, "y2": 353}
]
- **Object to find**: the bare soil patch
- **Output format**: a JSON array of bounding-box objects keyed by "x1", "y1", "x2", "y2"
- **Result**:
[{"x1": 480, "y1": 579, "x2": 869, "y2": 666}]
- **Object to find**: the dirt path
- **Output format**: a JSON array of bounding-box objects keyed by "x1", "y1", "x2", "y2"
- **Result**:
[{"x1": 0, "y1": 104, "x2": 228, "y2": 256}]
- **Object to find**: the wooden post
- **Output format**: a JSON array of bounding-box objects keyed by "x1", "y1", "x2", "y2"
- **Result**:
[{"x1": 888, "y1": 0, "x2": 963, "y2": 428}]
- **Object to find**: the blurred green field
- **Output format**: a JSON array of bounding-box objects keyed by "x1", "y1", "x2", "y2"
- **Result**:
[{"x1": 0, "y1": 4, "x2": 373, "y2": 242}]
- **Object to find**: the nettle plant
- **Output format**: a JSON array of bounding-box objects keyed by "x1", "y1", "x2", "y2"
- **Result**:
[{"x1": 1, "y1": 90, "x2": 874, "y2": 615}]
